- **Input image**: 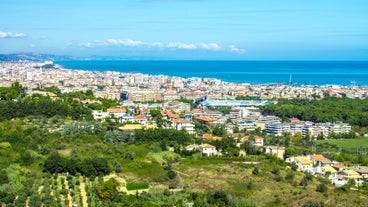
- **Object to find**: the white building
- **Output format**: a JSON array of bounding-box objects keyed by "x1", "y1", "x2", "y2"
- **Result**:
[{"x1": 200, "y1": 144, "x2": 218, "y2": 156}]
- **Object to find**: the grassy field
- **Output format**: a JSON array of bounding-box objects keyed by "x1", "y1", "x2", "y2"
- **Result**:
[
  {"x1": 175, "y1": 156, "x2": 368, "y2": 206},
  {"x1": 316, "y1": 137, "x2": 368, "y2": 149}
]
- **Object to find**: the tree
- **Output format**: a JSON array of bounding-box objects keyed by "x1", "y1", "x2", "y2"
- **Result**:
[
  {"x1": 285, "y1": 147, "x2": 298, "y2": 157},
  {"x1": 43, "y1": 152, "x2": 66, "y2": 174},
  {"x1": 96, "y1": 178, "x2": 119, "y2": 200}
]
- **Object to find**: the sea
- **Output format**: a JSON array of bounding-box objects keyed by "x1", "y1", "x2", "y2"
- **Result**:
[{"x1": 55, "y1": 60, "x2": 368, "y2": 86}]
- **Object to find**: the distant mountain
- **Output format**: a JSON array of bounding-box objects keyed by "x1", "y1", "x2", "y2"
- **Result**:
[
  {"x1": 0, "y1": 53, "x2": 175, "y2": 62},
  {"x1": 0, "y1": 53, "x2": 74, "y2": 62}
]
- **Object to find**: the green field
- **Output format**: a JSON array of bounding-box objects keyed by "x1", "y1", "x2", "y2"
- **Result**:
[{"x1": 316, "y1": 137, "x2": 368, "y2": 149}]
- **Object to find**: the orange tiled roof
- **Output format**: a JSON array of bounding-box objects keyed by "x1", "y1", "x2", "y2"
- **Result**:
[
  {"x1": 311, "y1": 154, "x2": 325, "y2": 161},
  {"x1": 195, "y1": 116, "x2": 217, "y2": 122},
  {"x1": 171, "y1": 118, "x2": 182, "y2": 123},
  {"x1": 200, "y1": 133, "x2": 211, "y2": 139},
  {"x1": 333, "y1": 164, "x2": 344, "y2": 169},
  {"x1": 191, "y1": 108, "x2": 202, "y2": 113},
  {"x1": 289, "y1": 118, "x2": 301, "y2": 122},
  {"x1": 167, "y1": 112, "x2": 179, "y2": 118},
  {"x1": 107, "y1": 108, "x2": 127, "y2": 113},
  {"x1": 134, "y1": 115, "x2": 145, "y2": 119}
]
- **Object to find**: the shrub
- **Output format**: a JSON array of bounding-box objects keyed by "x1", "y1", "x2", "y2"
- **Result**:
[
  {"x1": 316, "y1": 183, "x2": 327, "y2": 193},
  {"x1": 271, "y1": 167, "x2": 280, "y2": 175},
  {"x1": 285, "y1": 172, "x2": 295, "y2": 182},
  {"x1": 252, "y1": 167, "x2": 259, "y2": 175},
  {"x1": 167, "y1": 170, "x2": 177, "y2": 180},
  {"x1": 300, "y1": 177, "x2": 309, "y2": 187},
  {"x1": 126, "y1": 182, "x2": 149, "y2": 191}
]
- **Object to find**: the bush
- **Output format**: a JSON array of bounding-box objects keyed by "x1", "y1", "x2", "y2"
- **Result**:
[
  {"x1": 300, "y1": 177, "x2": 309, "y2": 187},
  {"x1": 285, "y1": 172, "x2": 295, "y2": 182},
  {"x1": 167, "y1": 170, "x2": 177, "y2": 180},
  {"x1": 316, "y1": 183, "x2": 327, "y2": 193},
  {"x1": 126, "y1": 182, "x2": 149, "y2": 191},
  {"x1": 252, "y1": 167, "x2": 259, "y2": 175},
  {"x1": 271, "y1": 167, "x2": 280, "y2": 175},
  {"x1": 274, "y1": 175, "x2": 283, "y2": 182}
]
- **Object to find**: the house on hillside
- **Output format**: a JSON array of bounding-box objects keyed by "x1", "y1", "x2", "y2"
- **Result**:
[
  {"x1": 241, "y1": 135, "x2": 264, "y2": 146},
  {"x1": 340, "y1": 169, "x2": 363, "y2": 186},
  {"x1": 199, "y1": 144, "x2": 218, "y2": 156},
  {"x1": 133, "y1": 115, "x2": 148, "y2": 125},
  {"x1": 351, "y1": 166, "x2": 368, "y2": 179},
  {"x1": 322, "y1": 165, "x2": 338, "y2": 179},
  {"x1": 295, "y1": 156, "x2": 313, "y2": 172},
  {"x1": 309, "y1": 154, "x2": 325, "y2": 166},
  {"x1": 262, "y1": 146, "x2": 285, "y2": 159}
]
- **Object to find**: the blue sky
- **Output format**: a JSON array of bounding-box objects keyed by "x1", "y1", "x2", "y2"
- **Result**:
[{"x1": 0, "y1": 0, "x2": 367, "y2": 60}]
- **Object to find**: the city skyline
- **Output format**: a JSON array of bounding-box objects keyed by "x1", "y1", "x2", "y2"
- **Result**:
[{"x1": 1, "y1": 0, "x2": 368, "y2": 60}]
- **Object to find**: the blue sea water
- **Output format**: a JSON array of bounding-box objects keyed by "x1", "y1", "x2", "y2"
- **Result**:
[{"x1": 55, "y1": 60, "x2": 368, "y2": 86}]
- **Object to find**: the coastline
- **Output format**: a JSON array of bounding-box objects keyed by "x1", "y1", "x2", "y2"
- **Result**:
[
  {"x1": 1, "y1": 60, "x2": 368, "y2": 101},
  {"x1": 55, "y1": 60, "x2": 368, "y2": 86}
]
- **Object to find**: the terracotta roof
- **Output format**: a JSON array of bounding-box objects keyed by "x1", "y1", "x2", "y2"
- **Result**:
[
  {"x1": 191, "y1": 108, "x2": 202, "y2": 113},
  {"x1": 167, "y1": 111, "x2": 179, "y2": 118},
  {"x1": 333, "y1": 164, "x2": 344, "y2": 169},
  {"x1": 198, "y1": 133, "x2": 211, "y2": 139},
  {"x1": 288, "y1": 118, "x2": 301, "y2": 122},
  {"x1": 134, "y1": 115, "x2": 145, "y2": 119},
  {"x1": 107, "y1": 108, "x2": 127, "y2": 113},
  {"x1": 311, "y1": 154, "x2": 325, "y2": 161},
  {"x1": 195, "y1": 116, "x2": 217, "y2": 122},
  {"x1": 171, "y1": 118, "x2": 184, "y2": 123}
]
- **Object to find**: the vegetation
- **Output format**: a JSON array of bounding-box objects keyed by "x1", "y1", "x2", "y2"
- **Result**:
[
  {"x1": 261, "y1": 97, "x2": 368, "y2": 127},
  {"x1": 126, "y1": 181, "x2": 149, "y2": 191},
  {"x1": 0, "y1": 83, "x2": 368, "y2": 206}
]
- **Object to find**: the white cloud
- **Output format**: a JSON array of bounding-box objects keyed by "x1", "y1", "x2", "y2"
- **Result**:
[
  {"x1": 0, "y1": 31, "x2": 27, "y2": 38},
  {"x1": 197, "y1": 42, "x2": 222, "y2": 50},
  {"x1": 76, "y1": 38, "x2": 244, "y2": 54},
  {"x1": 106, "y1": 39, "x2": 144, "y2": 47},
  {"x1": 167, "y1": 42, "x2": 197, "y2": 49},
  {"x1": 80, "y1": 42, "x2": 92, "y2": 48},
  {"x1": 151, "y1": 41, "x2": 164, "y2": 49},
  {"x1": 229, "y1": 45, "x2": 245, "y2": 53}
]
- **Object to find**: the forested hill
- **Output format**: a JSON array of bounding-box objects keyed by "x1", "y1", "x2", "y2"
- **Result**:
[{"x1": 260, "y1": 97, "x2": 368, "y2": 127}]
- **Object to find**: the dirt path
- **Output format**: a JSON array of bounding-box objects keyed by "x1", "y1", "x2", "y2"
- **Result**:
[
  {"x1": 79, "y1": 177, "x2": 88, "y2": 207},
  {"x1": 64, "y1": 179, "x2": 72, "y2": 207}
]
